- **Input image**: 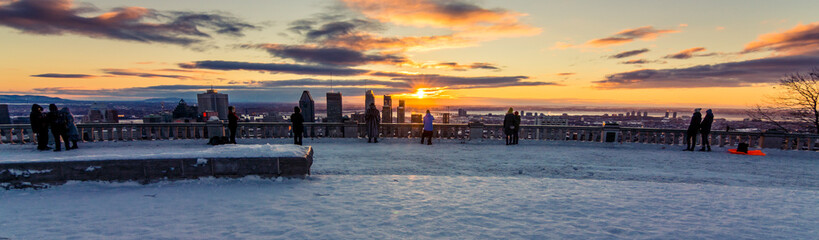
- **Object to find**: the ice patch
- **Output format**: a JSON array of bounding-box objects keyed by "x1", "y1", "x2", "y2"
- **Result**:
[
  {"x1": 84, "y1": 166, "x2": 101, "y2": 172},
  {"x1": 195, "y1": 158, "x2": 208, "y2": 166},
  {"x1": 6, "y1": 169, "x2": 53, "y2": 177}
]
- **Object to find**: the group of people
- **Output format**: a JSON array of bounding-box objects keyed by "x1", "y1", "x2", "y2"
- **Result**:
[
  {"x1": 684, "y1": 108, "x2": 714, "y2": 151},
  {"x1": 503, "y1": 108, "x2": 522, "y2": 145},
  {"x1": 29, "y1": 104, "x2": 79, "y2": 151}
]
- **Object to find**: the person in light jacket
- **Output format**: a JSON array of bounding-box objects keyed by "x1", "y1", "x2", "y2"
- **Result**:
[
  {"x1": 421, "y1": 110, "x2": 434, "y2": 145},
  {"x1": 61, "y1": 107, "x2": 79, "y2": 149}
]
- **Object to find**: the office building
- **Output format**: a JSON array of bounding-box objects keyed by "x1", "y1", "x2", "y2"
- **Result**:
[
  {"x1": 105, "y1": 109, "x2": 119, "y2": 123},
  {"x1": 197, "y1": 89, "x2": 229, "y2": 120},
  {"x1": 299, "y1": 90, "x2": 315, "y2": 122},
  {"x1": 326, "y1": 92, "x2": 342, "y2": 122},
  {"x1": 397, "y1": 99, "x2": 406, "y2": 123},
  {"x1": 665, "y1": 111, "x2": 670, "y2": 118},
  {"x1": 458, "y1": 108, "x2": 467, "y2": 117},
  {"x1": 382, "y1": 95, "x2": 392, "y2": 123},
  {"x1": 364, "y1": 90, "x2": 375, "y2": 111},
  {"x1": 672, "y1": 112, "x2": 678, "y2": 119},
  {"x1": 410, "y1": 113, "x2": 422, "y2": 123},
  {"x1": 442, "y1": 113, "x2": 450, "y2": 124},
  {"x1": 0, "y1": 104, "x2": 10, "y2": 124}
]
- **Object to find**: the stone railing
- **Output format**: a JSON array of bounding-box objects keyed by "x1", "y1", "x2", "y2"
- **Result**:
[{"x1": 1, "y1": 122, "x2": 817, "y2": 150}]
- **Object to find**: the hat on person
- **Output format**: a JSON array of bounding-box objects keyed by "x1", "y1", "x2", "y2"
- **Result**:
[{"x1": 694, "y1": 108, "x2": 702, "y2": 112}]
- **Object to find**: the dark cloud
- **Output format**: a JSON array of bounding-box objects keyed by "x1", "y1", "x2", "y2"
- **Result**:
[
  {"x1": 180, "y1": 60, "x2": 371, "y2": 76},
  {"x1": 30, "y1": 73, "x2": 95, "y2": 78},
  {"x1": 556, "y1": 73, "x2": 576, "y2": 76},
  {"x1": 102, "y1": 69, "x2": 196, "y2": 80},
  {"x1": 0, "y1": 0, "x2": 257, "y2": 46},
  {"x1": 248, "y1": 44, "x2": 408, "y2": 66},
  {"x1": 372, "y1": 72, "x2": 558, "y2": 89},
  {"x1": 620, "y1": 59, "x2": 665, "y2": 65},
  {"x1": 291, "y1": 18, "x2": 382, "y2": 41},
  {"x1": 587, "y1": 26, "x2": 678, "y2": 46},
  {"x1": 610, "y1": 49, "x2": 649, "y2": 59},
  {"x1": 596, "y1": 52, "x2": 819, "y2": 88}
]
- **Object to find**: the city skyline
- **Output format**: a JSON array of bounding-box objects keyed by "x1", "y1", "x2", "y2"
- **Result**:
[{"x1": 2, "y1": 0, "x2": 819, "y2": 108}]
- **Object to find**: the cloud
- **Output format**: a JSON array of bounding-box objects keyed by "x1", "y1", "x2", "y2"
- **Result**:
[
  {"x1": 180, "y1": 60, "x2": 371, "y2": 76},
  {"x1": 743, "y1": 22, "x2": 819, "y2": 55},
  {"x1": 102, "y1": 69, "x2": 198, "y2": 80},
  {"x1": 610, "y1": 48, "x2": 650, "y2": 59},
  {"x1": 664, "y1": 47, "x2": 714, "y2": 59},
  {"x1": 341, "y1": 0, "x2": 541, "y2": 39},
  {"x1": 595, "y1": 52, "x2": 819, "y2": 88},
  {"x1": 587, "y1": 26, "x2": 679, "y2": 47},
  {"x1": 371, "y1": 72, "x2": 558, "y2": 89},
  {"x1": 246, "y1": 43, "x2": 408, "y2": 66},
  {"x1": 620, "y1": 59, "x2": 665, "y2": 65},
  {"x1": 0, "y1": 0, "x2": 257, "y2": 46},
  {"x1": 556, "y1": 73, "x2": 575, "y2": 76},
  {"x1": 30, "y1": 73, "x2": 95, "y2": 78}
]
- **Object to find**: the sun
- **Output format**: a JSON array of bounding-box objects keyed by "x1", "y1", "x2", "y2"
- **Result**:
[{"x1": 414, "y1": 88, "x2": 427, "y2": 99}]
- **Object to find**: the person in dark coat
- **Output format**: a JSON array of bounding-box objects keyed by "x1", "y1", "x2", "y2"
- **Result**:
[
  {"x1": 30, "y1": 104, "x2": 50, "y2": 151},
  {"x1": 684, "y1": 108, "x2": 702, "y2": 151},
  {"x1": 364, "y1": 103, "x2": 380, "y2": 143},
  {"x1": 61, "y1": 107, "x2": 79, "y2": 149},
  {"x1": 699, "y1": 109, "x2": 714, "y2": 152},
  {"x1": 421, "y1": 110, "x2": 434, "y2": 145},
  {"x1": 290, "y1": 107, "x2": 304, "y2": 145},
  {"x1": 513, "y1": 111, "x2": 521, "y2": 145},
  {"x1": 503, "y1": 108, "x2": 515, "y2": 145},
  {"x1": 227, "y1": 106, "x2": 239, "y2": 144},
  {"x1": 46, "y1": 104, "x2": 69, "y2": 151}
]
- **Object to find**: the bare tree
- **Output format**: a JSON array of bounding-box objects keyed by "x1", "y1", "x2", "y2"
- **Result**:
[{"x1": 749, "y1": 68, "x2": 819, "y2": 134}]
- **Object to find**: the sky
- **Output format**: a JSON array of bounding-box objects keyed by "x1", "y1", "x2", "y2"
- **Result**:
[{"x1": 1, "y1": 0, "x2": 818, "y2": 108}]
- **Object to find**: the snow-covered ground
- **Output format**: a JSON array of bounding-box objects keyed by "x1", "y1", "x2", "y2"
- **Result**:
[{"x1": 1, "y1": 139, "x2": 818, "y2": 239}]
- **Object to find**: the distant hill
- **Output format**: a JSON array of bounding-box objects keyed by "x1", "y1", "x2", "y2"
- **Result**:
[
  {"x1": 0, "y1": 95, "x2": 78, "y2": 103},
  {"x1": 143, "y1": 97, "x2": 194, "y2": 103}
]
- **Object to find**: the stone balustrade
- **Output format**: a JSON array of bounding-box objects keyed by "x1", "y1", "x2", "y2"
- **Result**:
[{"x1": 1, "y1": 122, "x2": 817, "y2": 151}]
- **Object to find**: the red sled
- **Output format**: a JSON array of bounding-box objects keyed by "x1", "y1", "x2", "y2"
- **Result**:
[{"x1": 728, "y1": 149, "x2": 766, "y2": 156}]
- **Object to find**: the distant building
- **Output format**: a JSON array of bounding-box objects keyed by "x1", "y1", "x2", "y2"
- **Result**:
[
  {"x1": 197, "y1": 89, "x2": 229, "y2": 120},
  {"x1": 631, "y1": 111, "x2": 636, "y2": 117},
  {"x1": 521, "y1": 111, "x2": 525, "y2": 116},
  {"x1": 397, "y1": 99, "x2": 406, "y2": 123},
  {"x1": 643, "y1": 112, "x2": 648, "y2": 117},
  {"x1": 364, "y1": 90, "x2": 375, "y2": 112},
  {"x1": 105, "y1": 109, "x2": 119, "y2": 123},
  {"x1": 382, "y1": 95, "x2": 392, "y2": 124},
  {"x1": 458, "y1": 108, "x2": 467, "y2": 117},
  {"x1": 299, "y1": 90, "x2": 315, "y2": 122},
  {"x1": 672, "y1": 112, "x2": 678, "y2": 119},
  {"x1": 665, "y1": 111, "x2": 670, "y2": 118},
  {"x1": 263, "y1": 112, "x2": 284, "y2": 122},
  {"x1": 410, "y1": 113, "x2": 422, "y2": 123},
  {"x1": 442, "y1": 113, "x2": 450, "y2": 124},
  {"x1": 0, "y1": 104, "x2": 10, "y2": 124},
  {"x1": 536, "y1": 116, "x2": 569, "y2": 126},
  {"x1": 326, "y1": 92, "x2": 342, "y2": 122}
]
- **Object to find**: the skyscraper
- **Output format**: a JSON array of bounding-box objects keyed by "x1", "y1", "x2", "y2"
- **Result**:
[
  {"x1": 0, "y1": 104, "x2": 10, "y2": 124},
  {"x1": 364, "y1": 90, "x2": 375, "y2": 112},
  {"x1": 410, "y1": 113, "x2": 422, "y2": 123},
  {"x1": 665, "y1": 111, "x2": 670, "y2": 118},
  {"x1": 458, "y1": 108, "x2": 467, "y2": 117},
  {"x1": 197, "y1": 89, "x2": 229, "y2": 120},
  {"x1": 442, "y1": 113, "x2": 450, "y2": 124},
  {"x1": 382, "y1": 95, "x2": 392, "y2": 123},
  {"x1": 397, "y1": 99, "x2": 406, "y2": 123},
  {"x1": 672, "y1": 112, "x2": 678, "y2": 119},
  {"x1": 299, "y1": 90, "x2": 315, "y2": 122},
  {"x1": 326, "y1": 92, "x2": 342, "y2": 122}
]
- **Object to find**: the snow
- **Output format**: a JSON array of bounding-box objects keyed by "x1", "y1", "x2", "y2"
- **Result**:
[
  {"x1": 0, "y1": 142, "x2": 310, "y2": 163},
  {"x1": 4, "y1": 168, "x2": 53, "y2": 177},
  {"x1": 1, "y1": 138, "x2": 818, "y2": 239}
]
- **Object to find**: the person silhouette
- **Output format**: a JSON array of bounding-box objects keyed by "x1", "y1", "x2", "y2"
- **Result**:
[{"x1": 684, "y1": 108, "x2": 702, "y2": 151}]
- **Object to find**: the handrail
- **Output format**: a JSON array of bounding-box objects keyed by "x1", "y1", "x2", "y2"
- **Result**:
[{"x1": 1, "y1": 123, "x2": 816, "y2": 151}]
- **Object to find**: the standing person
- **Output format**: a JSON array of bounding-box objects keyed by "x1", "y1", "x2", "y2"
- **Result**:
[
  {"x1": 290, "y1": 107, "x2": 304, "y2": 145},
  {"x1": 684, "y1": 108, "x2": 702, "y2": 151},
  {"x1": 421, "y1": 110, "x2": 434, "y2": 145},
  {"x1": 365, "y1": 103, "x2": 380, "y2": 143},
  {"x1": 699, "y1": 109, "x2": 714, "y2": 152},
  {"x1": 46, "y1": 104, "x2": 69, "y2": 151},
  {"x1": 513, "y1": 111, "x2": 521, "y2": 145},
  {"x1": 503, "y1": 108, "x2": 515, "y2": 145},
  {"x1": 29, "y1": 104, "x2": 50, "y2": 151},
  {"x1": 227, "y1": 106, "x2": 239, "y2": 144},
  {"x1": 61, "y1": 107, "x2": 79, "y2": 149}
]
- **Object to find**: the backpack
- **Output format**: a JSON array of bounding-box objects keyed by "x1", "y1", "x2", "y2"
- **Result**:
[
  {"x1": 737, "y1": 143, "x2": 749, "y2": 153},
  {"x1": 55, "y1": 112, "x2": 68, "y2": 128}
]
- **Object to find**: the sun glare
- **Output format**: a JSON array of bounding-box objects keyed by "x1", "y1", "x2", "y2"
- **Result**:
[{"x1": 414, "y1": 89, "x2": 427, "y2": 99}]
